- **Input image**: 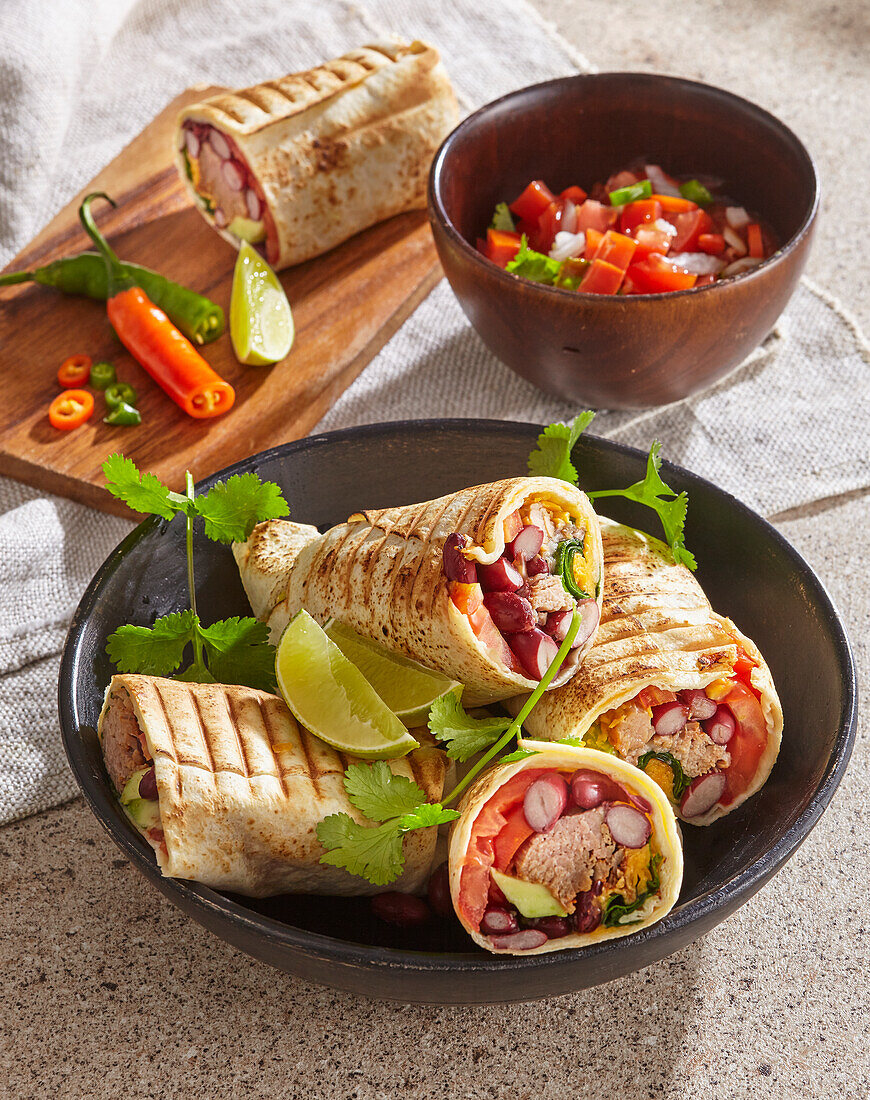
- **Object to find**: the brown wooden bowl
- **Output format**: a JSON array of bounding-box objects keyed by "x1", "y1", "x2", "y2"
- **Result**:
[{"x1": 428, "y1": 73, "x2": 818, "y2": 409}]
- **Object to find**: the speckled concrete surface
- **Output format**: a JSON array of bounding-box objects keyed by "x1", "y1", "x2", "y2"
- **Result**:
[{"x1": 2, "y1": 2, "x2": 868, "y2": 1097}]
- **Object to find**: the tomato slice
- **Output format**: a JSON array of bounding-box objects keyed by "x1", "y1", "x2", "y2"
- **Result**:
[
  {"x1": 633, "y1": 225, "x2": 674, "y2": 258},
  {"x1": 449, "y1": 580, "x2": 483, "y2": 616},
  {"x1": 637, "y1": 685, "x2": 676, "y2": 708},
  {"x1": 57, "y1": 354, "x2": 92, "y2": 388},
  {"x1": 491, "y1": 804, "x2": 537, "y2": 872},
  {"x1": 575, "y1": 199, "x2": 618, "y2": 235},
  {"x1": 509, "y1": 180, "x2": 557, "y2": 222},
  {"x1": 48, "y1": 388, "x2": 94, "y2": 430},
  {"x1": 618, "y1": 199, "x2": 662, "y2": 236},
  {"x1": 579, "y1": 257, "x2": 625, "y2": 295},
  {"x1": 697, "y1": 233, "x2": 725, "y2": 255},
  {"x1": 670, "y1": 209, "x2": 713, "y2": 253},
  {"x1": 627, "y1": 253, "x2": 698, "y2": 293},
  {"x1": 560, "y1": 185, "x2": 588, "y2": 205},
  {"x1": 534, "y1": 199, "x2": 565, "y2": 253},
  {"x1": 485, "y1": 228, "x2": 521, "y2": 268},
  {"x1": 593, "y1": 230, "x2": 638, "y2": 274},
  {"x1": 719, "y1": 682, "x2": 768, "y2": 806}
]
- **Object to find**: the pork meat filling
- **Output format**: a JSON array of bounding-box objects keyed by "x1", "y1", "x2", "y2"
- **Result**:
[
  {"x1": 608, "y1": 702, "x2": 730, "y2": 776},
  {"x1": 101, "y1": 687, "x2": 151, "y2": 795}
]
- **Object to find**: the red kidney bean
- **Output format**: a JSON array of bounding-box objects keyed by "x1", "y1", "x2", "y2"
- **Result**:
[
  {"x1": 426, "y1": 862, "x2": 452, "y2": 918},
  {"x1": 542, "y1": 609, "x2": 572, "y2": 642},
  {"x1": 509, "y1": 525, "x2": 544, "y2": 561},
  {"x1": 523, "y1": 774, "x2": 569, "y2": 832},
  {"x1": 213, "y1": 207, "x2": 228, "y2": 229},
  {"x1": 573, "y1": 891, "x2": 602, "y2": 933},
  {"x1": 138, "y1": 767, "x2": 158, "y2": 801},
  {"x1": 652, "y1": 700, "x2": 689, "y2": 736},
  {"x1": 442, "y1": 533, "x2": 477, "y2": 584},
  {"x1": 488, "y1": 929, "x2": 548, "y2": 951},
  {"x1": 681, "y1": 688, "x2": 718, "y2": 721},
  {"x1": 245, "y1": 188, "x2": 263, "y2": 220},
  {"x1": 222, "y1": 159, "x2": 246, "y2": 191},
  {"x1": 478, "y1": 556, "x2": 523, "y2": 592},
  {"x1": 515, "y1": 581, "x2": 531, "y2": 600},
  {"x1": 704, "y1": 705, "x2": 736, "y2": 745},
  {"x1": 209, "y1": 129, "x2": 231, "y2": 159},
  {"x1": 605, "y1": 804, "x2": 652, "y2": 848},
  {"x1": 525, "y1": 555, "x2": 550, "y2": 576},
  {"x1": 488, "y1": 877, "x2": 508, "y2": 906},
  {"x1": 572, "y1": 599, "x2": 601, "y2": 650},
  {"x1": 680, "y1": 771, "x2": 727, "y2": 818},
  {"x1": 570, "y1": 769, "x2": 624, "y2": 809},
  {"x1": 480, "y1": 907, "x2": 520, "y2": 936},
  {"x1": 483, "y1": 591, "x2": 536, "y2": 633},
  {"x1": 509, "y1": 628, "x2": 559, "y2": 679},
  {"x1": 184, "y1": 128, "x2": 201, "y2": 158},
  {"x1": 528, "y1": 916, "x2": 571, "y2": 939},
  {"x1": 371, "y1": 892, "x2": 430, "y2": 927}
]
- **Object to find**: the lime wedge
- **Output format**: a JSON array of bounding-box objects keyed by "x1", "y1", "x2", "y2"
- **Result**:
[
  {"x1": 325, "y1": 619, "x2": 459, "y2": 726},
  {"x1": 275, "y1": 610, "x2": 419, "y2": 759},
  {"x1": 230, "y1": 241, "x2": 294, "y2": 365}
]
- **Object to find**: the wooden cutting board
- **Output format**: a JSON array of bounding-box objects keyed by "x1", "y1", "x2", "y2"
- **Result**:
[{"x1": 0, "y1": 86, "x2": 442, "y2": 516}]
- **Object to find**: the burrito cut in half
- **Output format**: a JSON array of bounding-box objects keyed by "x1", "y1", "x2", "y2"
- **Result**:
[
  {"x1": 175, "y1": 40, "x2": 458, "y2": 269},
  {"x1": 449, "y1": 742, "x2": 683, "y2": 954},
  {"x1": 514, "y1": 520, "x2": 783, "y2": 825},
  {"x1": 98, "y1": 674, "x2": 447, "y2": 896},
  {"x1": 233, "y1": 476, "x2": 605, "y2": 706}
]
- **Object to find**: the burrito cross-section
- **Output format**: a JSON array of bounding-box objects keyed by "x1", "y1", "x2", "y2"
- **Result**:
[
  {"x1": 175, "y1": 40, "x2": 458, "y2": 269},
  {"x1": 98, "y1": 674, "x2": 447, "y2": 896},
  {"x1": 449, "y1": 742, "x2": 683, "y2": 954},
  {"x1": 515, "y1": 520, "x2": 783, "y2": 825},
  {"x1": 233, "y1": 476, "x2": 605, "y2": 705}
]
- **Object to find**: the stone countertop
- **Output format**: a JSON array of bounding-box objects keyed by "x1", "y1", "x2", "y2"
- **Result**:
[{"x1": 2, "y1": 2, "x2": 868, "y2": 1097}]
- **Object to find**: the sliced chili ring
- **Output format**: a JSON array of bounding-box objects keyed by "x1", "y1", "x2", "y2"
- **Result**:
[
  {"x1": 105, "y1": 382, "x2": 138, "y2": 409},
  {"x1": 49, "y1": 389, "x2": 94, "y2": 430},
  {"x1": 57, "y1": 355, "x2": 92, "y2": 388},
  {"x1": 89, "y1": 360, "x2": 117, "y2": 390}
]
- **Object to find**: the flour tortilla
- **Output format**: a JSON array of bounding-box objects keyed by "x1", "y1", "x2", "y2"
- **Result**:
[
  {"x1": 448, "y1": 742, "x2": 683, "y2": 955},
  {"x1": 233, "y1": 476, "x2": 605, "y2": 705},
  {"x1": 98, "y1": 674, "x2": 446, "y2": 897}
]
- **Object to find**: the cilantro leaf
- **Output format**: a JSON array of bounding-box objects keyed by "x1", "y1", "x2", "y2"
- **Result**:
[
  {"x1": 316, "y1": 815, "x2": 405, "y2": 886},
  {"x1": 105, "y1": 610, "x2": 197, "y2": 676},
  {"x1": 499, "y1": 748, "x2": 538, "y2": 764},
  {"x1": 399, "y1": 803, "x2": 460, "y2": 831},
  {"x1": 505, "y1": 235, "x2": 562, "y2": 285},
  {"x1": 589, "y1": 441, "x2": 696, "y2": 570},
  {"x1": 428, "y1": 693, "x2": 511, "y2": 762},
  {"x1": 199, "y1": 616, "x2": 277, "y2": 693},
  {"x1": 343, "y1": 761, "x2": 428, "y2": 823},
  {"x1": 489, "y1": 202, "x2": 515, "y2": 232},
  {"x1": 527, "y1": 412, "x2": 596, "y2": 484},
  {"x1": 195, "y1": 472, "x2": 289, "y2": 544},
  {"x1": 102, "y1": 454, "x2": 176, "y2": 520},
  {"x1": 558, "y1": 735, "x2": 586, "y2": 748}
]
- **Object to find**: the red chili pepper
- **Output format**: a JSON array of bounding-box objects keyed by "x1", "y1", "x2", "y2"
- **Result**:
[
  {"x1": 57, "y1": 354, "x2": 92, "y2": 388},
  {"x1": 49, "y1": 388, "x2": 94, "y2": 430},
  {"x1": 79, "y1": 193, "x2": 234, "y2": 419}
]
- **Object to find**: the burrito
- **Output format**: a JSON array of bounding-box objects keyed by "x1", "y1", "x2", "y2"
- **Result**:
[
  {"x1": 449, "y1": 742, "x2": 682, "y2": 954},
  {"x1": 233, "y1": 476, "x2": 605, "y2": 705},
  {"x1": 98, "y1": 674, "x2": 447, "y2": 896},
  {"x1": 514, "y1": 520, "x2": 783, "y2": 825},
  {"x1": 175, "y1": 40, "x2": 458, "y2": 269}
]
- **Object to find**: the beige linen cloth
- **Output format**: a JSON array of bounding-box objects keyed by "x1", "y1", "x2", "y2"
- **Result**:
[{"x1": 0, "y1": 0, "x2": 868, "y2": 823}]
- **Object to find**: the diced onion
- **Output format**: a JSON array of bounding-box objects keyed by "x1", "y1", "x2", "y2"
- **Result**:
[
  {"x1": 725, "y1": 205, "x2": 751, "y2": 229},
  {"x1": 549, "y1": 230, "x2": 587, "y2": 262},
  {"x1": 653, "y1": 218, "x2": 678, "y2": 237},
  {"x1": 722, "y1": 226, "x2": 748, "y2": 256},
  {"x1": 668, "y1": 252, "x2": 725, "y2": 275},
  {"x1": 562, "y1": 199, "x2": 578, "y2": 235},
  {"x1": 720, "y1": 256, "x2": 764, "y2": 277},
  {"x1": 644, "y1": 164, "x2": 682, "y2": 198}
]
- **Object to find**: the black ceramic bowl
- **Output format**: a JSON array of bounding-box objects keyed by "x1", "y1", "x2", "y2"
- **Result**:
[
  {"x1": 59, "y1": 421, "x2": 854, "y2": 1004},
  {"x1": 428, "y1": 73, "x2": 819, "y2": 408}
]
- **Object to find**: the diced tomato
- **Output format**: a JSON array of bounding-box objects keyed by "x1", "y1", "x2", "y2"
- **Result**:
[
  {"x1": 637, "y1": 685, "x2": 677, "y2": 708},
  {"x1": 584, "y1": 227, "x2": 603, "y2": 260},
  {"x1": 509, "y1": 180, "x2": 557, "y2": 222},
  {"x1": 503, "y1": 510, "x2": 523, "y2": 543},
  {"x1": 575, "y1": 199, "x2": 618, "y2": 234},
  {"x1": 746, "y1": 222, "x2": 764, "y2": 259},
  {"x1": 467, "y1": 603, "x2": 525, "y2": 675},
  {"x1": 449, "y1": 580, "x2": 483, "y2": 616},
  {"x1": 670, "y1": 210, "x2": 713, "y2": 253},
  {"x1": 718, "y1": 682, "x2": 768, "y2": 807},
  {"x1": 695, "y1": 274, "x2": 716, "y2": 287},
  {"x1": 560, "y1": 185, "x2": 587, "y2": 205},
  {"x1": 633, "y1": 224, "x2": 674, "y2": 258},
  {"x1": 697, "y1": 233, "x2": 725, "y2": 255},
  {"x1": 627, "y1": 254, "x2": 698, "y2": 293},
  {"x1": 650, "y1": 194, "x2": 698, "y2": 213},
  {"x1": 619, "y1": 199, "x2": 662, "y2": 236},
  {"x1": 535, "y1": 199, "x2": 565, "y2": 254},
  {"x1": 491, "y1": 804, "x2": 537, "y2": 872},
  {"x1": 593, "y1": 230, "x2": 637, "y2": 273},
  {"x1": 579, "y1": 258, "x2": 625, "y2": 295},
  {"x1": 485, "y1": 228, "x2": 521, "y2": 268},
  {"x1": 605, "y1": 170, "x2": 639, "y2": 193}
]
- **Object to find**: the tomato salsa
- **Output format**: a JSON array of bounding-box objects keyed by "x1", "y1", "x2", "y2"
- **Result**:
[{"x1": 477, "y1": 164, "x2": 776, "y2": 295}]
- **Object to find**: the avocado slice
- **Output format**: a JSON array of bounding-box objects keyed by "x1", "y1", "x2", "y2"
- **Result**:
[
  {"x1": 120, "y1": 768, "x2": 149, "y2": 805},
  {"x1": 228, "y1": 216, "x2": 265, "y2": 244},
  {"x1": 490, "y1": 868, "x2": 568, "y2": 918},
  {"x1": 124, "y1": 798, "x2": 161, "y2": 831}
]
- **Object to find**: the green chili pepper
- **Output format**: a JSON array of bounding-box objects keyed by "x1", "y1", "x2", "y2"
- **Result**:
[
  {"x1": 89, "y1": 360, "x2": 116, "y2": 390},
  {"x1": 679, "y1": 179, "x2": 713, "y2": 206},
  {"x1": 105, "y1": 382, "x2": 137, "y2": 409},
  {"x1": 103, "y1": 401, "x2": 142, "y2": 427},
  {"x1": 554, "y1": 537, "x2": 591, "y2": 600},
  {"x1": 0, "y1": 252, "x2": 224, "y2": 345},
  {"x1": 609, "y1": 179, "x2": 652, "y2": 206}
]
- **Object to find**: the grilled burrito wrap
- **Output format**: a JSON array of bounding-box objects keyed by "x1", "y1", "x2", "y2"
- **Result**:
[
  {"x1": 175, "y1": 40, "x2": 458, "y2": 269},
  {"x1": 98, "y1": 674, "x2": 447, "y2": 897},
  {"x1": 513, "y1": 520, "x2": 783, "y2": 825},
  {"x1": 233, "y1": 477, "x2": 605, "y2": 705},
  {"x1": 449, "y1": 742, "x2": 682, "y2": 955}
]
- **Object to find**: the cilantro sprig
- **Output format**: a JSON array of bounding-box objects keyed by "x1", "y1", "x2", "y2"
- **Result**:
[
  {"x1": 527, "y1": 414, "x2": 697, "y2": 570},
  {"x1": 103, "y1": 455, "x2": 289, "y2": 691},
  {"x1": 317, "y1": 610, "x2": 583, "y2": 886}
]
